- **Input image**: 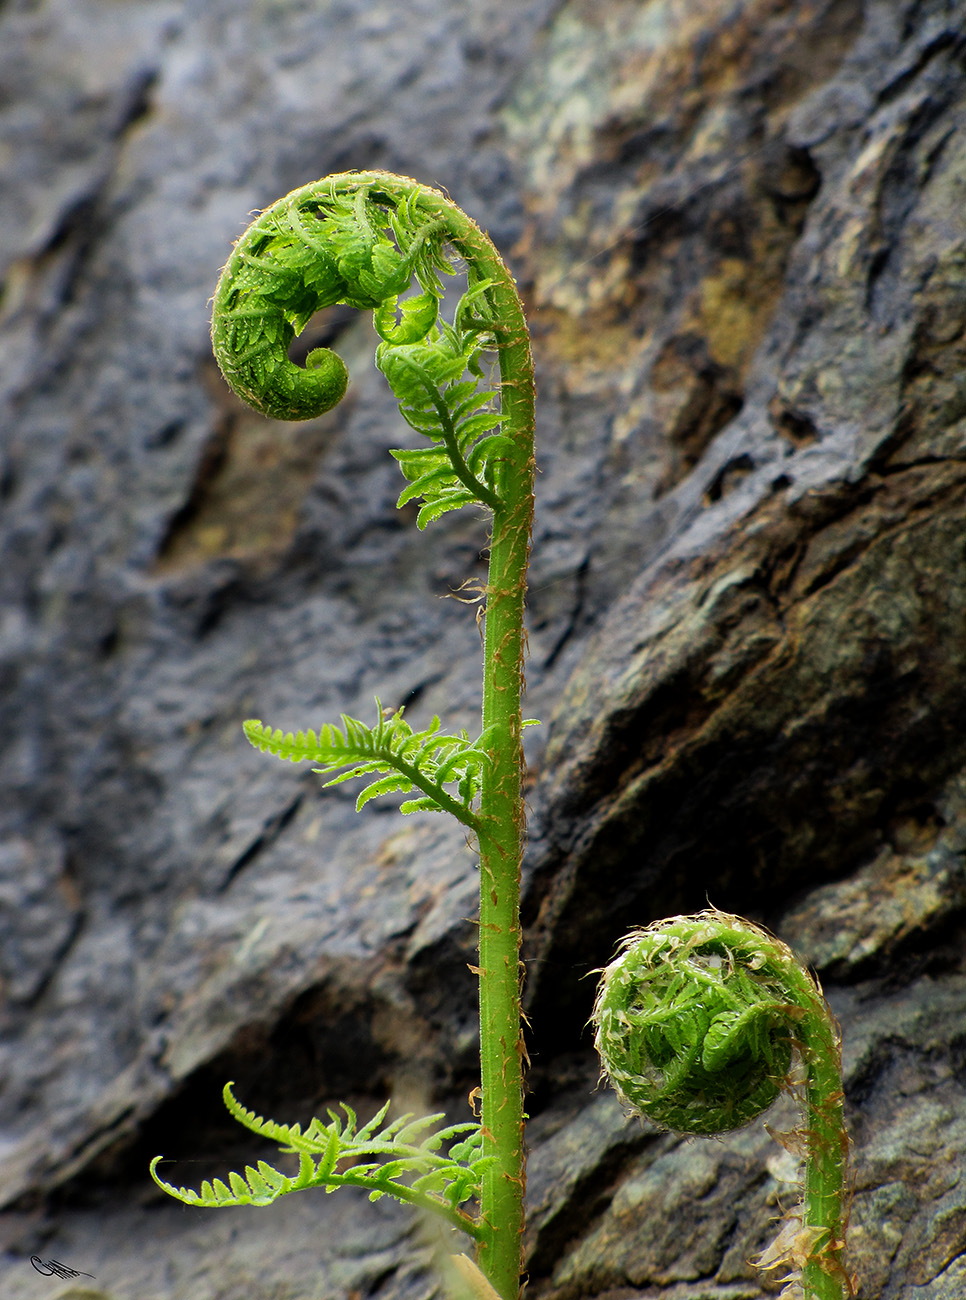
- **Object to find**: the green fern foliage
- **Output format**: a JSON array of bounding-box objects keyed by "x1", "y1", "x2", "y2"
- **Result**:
[
  {"x1": 243, "y1": 700, "x2": 492, "y2": 831},
  {"x1": 150, "y1": 1084, "x2": 491, "y2": 1240},
  {"x1": 377, "y1": 282, "x2": 511, "y2": 525}
]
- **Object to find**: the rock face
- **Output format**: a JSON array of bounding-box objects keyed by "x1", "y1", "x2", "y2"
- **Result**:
[{"x1": 1, "y1": 1, "x2": 965, "y2": 1298}]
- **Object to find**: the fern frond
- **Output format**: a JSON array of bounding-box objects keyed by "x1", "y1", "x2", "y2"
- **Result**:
[
  {"x1": 377, "y1": 285, "x2": 510, "y2": 522},
  {"x1": 373, "y1": 290, "x2": 441, "y2": 345},
  {"x1": 243, "y1": 701, "x2": 493, "y2": 832},
  {"x1": 150, "y1": 1084, "x2": 491, "y2": 1241}
]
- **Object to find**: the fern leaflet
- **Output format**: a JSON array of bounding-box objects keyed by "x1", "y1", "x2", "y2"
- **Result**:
[
  {"x1": 243, "y1": 700, "x2": 493, "y2": 832},
  {"x1": 150, "y1": 1084, "x2": 491, "y2": 1240},
  {"x1": 377, "y1": 281, "x2": 511, "y2": 525}
]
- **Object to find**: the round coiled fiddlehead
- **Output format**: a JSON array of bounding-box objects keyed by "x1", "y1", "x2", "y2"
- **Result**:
[
  {"x1": 593, "y1": 911, "x2": 850, "y2": 1300},
  {"x1": 592, "y1": 911, "x2": 797, "y2": 1134}
]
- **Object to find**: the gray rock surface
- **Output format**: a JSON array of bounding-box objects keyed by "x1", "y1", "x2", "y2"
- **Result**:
[{"x1": 1, "y1": 0, "x2": 965, "y2": 1297}]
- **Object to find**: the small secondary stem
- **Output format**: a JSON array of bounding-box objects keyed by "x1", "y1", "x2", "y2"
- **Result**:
[
  {"x1": 799, "y1": 1009, "x2": 849, "y2": 1299},
  {"x1": 762, "y1": 943, "x2": 849, "y2": 1300}
]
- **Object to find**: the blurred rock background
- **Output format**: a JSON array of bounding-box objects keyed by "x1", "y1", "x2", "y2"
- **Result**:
[{"x1": 1, "y1": 0, "x2": 965, "y2": 1297}]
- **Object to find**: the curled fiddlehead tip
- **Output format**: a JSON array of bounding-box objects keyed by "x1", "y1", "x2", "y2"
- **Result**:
[
  {"x1": 592, "y1": 910, "x2": 824, "y2": 1136},
  {"x1": 210, "y1": 173, "x2": 448, "y2": 422}
]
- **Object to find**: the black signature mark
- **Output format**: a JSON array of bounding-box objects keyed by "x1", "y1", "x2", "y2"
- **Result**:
[{"x1": 30, "y1": 1256, "x2": 96, "y2": 1279}]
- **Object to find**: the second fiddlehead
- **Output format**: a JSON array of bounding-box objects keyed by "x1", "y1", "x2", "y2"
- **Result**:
[
  {"x1": 593, "y1": 911, "x2": 850, "y2": 1300},
  {"x1": 156, "y1": 173, "x2": 534, "y2": 1300}
]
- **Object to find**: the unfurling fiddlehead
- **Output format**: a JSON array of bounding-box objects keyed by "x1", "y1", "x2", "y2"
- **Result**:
[
  {"x1": 593, "y1": 911, "x2": 850, "y2": 1300},
  {"x1": 208, "y1": 176, "x2": 516, "y2": 527},
  {"x1": 157, "y1": 173, "x2": 535, "y2": 1300},
  {"x1": 211, "y1": 180, "x2": 445, "y2": 420}
]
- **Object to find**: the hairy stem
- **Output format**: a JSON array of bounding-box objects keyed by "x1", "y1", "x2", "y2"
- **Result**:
[
  {"x1": 791, "y1": 974, "x2": 850, "y2": 1300},
  {"x1": 436, "y1": 198, "x2": 534, "y2": 1300}
]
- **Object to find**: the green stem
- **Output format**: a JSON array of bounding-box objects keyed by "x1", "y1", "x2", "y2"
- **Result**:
[
  {"x1": 474, "y1": 496, "x2": 530, "y2": 1300},
  {"x1": 320, "y1": 1172, "x2": 488, "y2": 1241},
  {"x1": 378, "y1": 749, "x2": 485, "y2": 834},
  {"x1": 794, "y1": 986, "x2": 850, "y2": 1300},
  {"x1": 365, "y1": 175, "x2": 532, "y2": 1298},
  {"x1": 440, "y1": 201, "x2": 534, "y2": 1300},
  {"x1": 762, "y1": 949, "x2": 848, "y2": 1300}
]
